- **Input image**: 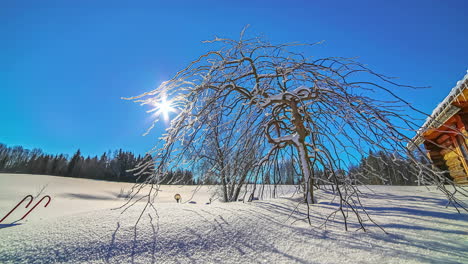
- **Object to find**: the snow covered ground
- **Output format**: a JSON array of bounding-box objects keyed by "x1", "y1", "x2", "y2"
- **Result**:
[{"x1": 0, "y1": 173, "x2": 467, "y2": 264}]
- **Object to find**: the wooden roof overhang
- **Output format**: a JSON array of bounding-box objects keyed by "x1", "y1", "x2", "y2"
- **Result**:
[{"x1": 408, "y1": 72, "x2": 468, "y2": 151}]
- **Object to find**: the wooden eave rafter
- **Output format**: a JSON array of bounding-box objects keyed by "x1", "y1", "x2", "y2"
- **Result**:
[{"x1": 408, "y1": 72, "x2": 468, "y2": 151}]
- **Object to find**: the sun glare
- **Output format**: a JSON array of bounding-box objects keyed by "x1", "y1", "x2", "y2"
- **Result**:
[{"x1": 155, "y1": 97, "x2": 175, "y2": 121}]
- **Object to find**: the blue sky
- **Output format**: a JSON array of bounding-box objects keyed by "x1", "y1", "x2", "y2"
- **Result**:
[{"x1": 1, "y1": 0, "x2": 467, "y2": 157}]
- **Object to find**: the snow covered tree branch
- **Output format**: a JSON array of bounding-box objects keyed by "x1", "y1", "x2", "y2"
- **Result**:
[{"x1": 124, "y1": 31, "x2": 467, "y2": 230}]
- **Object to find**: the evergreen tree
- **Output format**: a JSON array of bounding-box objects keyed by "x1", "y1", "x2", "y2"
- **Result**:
[{"x1": 67, "y1": 149, "x2": 82, "y2": 177}]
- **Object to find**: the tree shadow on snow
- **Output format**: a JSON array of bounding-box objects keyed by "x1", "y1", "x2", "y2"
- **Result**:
[
  {"x1": 3, "y1": 198, "x2": 466, "y2": 264},
  {"x1": 0, "y1": 223, "x2": 22, "y2": 229},
  {"x1": 60, "y1": 193, "x2": 115, "y2": 200},
  {"x1": 246, "y1": 198, "x2": 467, "y2": 263}
]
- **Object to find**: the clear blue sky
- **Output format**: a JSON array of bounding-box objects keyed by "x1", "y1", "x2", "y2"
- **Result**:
[{"x1": 1, "y1": 0, "x2": 467, "y2": 158}]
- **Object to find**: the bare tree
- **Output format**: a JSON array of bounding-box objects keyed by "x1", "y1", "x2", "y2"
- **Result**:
[
  {"x1": 198, "y1": 103, "x2": 262, "y2": 202},
  {"x1": 124, "y1": 30, "x2": 467, "y2": 230}
]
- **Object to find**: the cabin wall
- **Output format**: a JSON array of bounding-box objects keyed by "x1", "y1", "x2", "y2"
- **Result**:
[
  {"x1": 454, "y1": 129, "x2": 468, "y2": 184},
  {"x1": 425, "y1": 113, "x2": 468, "y2": 185},
  {"x1": 441, "y1": 148, "x2": 466, "y2": 183},
  {"x1": 442, "y1": 118, "x2": 468, "y2": 184}
]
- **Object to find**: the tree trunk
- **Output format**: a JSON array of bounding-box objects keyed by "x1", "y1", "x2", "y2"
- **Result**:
[
  {"x1": 297, "y1": 143, "x2": 315, "y2": 204},
  {"x1": 290, "y1": 101, "x2": 316, "y2": 204}
]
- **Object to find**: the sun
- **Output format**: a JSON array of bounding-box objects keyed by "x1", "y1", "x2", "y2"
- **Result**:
[{"x1": 153, "y1": 97, "x2": 175, "y2": 121}]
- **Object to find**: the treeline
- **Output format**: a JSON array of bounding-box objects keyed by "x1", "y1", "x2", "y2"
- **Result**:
[
  {"x1": 299, "y1": 151, "x2": 431, "y2": 186},
  {"x1": 262, "y1": 152, "x2": 426, "y2": 186},
  {"x1": 0, "y1": 143, "x2": 435, "y2": 186},
  {"x1": 0, "y1": 143, "x2": 195, "y2": 184},
  {"x1": 348, "y1": 150, "x2": 428, "y2": 185},
  {"x1": 264, "y1": 159, "x2": 297, "y2": 185}
]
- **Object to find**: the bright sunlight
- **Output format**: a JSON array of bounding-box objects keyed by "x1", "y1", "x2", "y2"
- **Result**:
[{"x1": 154, "y1": 97, "x2": 175, "y2": 121}]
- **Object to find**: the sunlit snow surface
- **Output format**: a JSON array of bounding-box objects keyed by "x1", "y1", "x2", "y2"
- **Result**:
[{"x1": 0, "y1": 173, "x2": 466, "y2": 264}]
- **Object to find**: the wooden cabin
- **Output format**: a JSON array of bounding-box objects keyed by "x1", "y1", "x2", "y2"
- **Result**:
[{"x1": 410, "y1": 71, "x2": 468, "y2": 185}]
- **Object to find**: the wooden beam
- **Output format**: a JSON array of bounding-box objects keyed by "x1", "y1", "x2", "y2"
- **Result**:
[{"x1": 450, "y1": 135, "x2": 468, "y2": 179}]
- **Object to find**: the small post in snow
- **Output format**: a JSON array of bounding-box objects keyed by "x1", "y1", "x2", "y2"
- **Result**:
[{"x1": 174, "y1": 194, "x2": 181, "y2": 203}]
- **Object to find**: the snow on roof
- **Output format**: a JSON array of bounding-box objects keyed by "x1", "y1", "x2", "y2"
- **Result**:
[{"x1": 408, "y1": 70, "x2": 468, "y2": 150}]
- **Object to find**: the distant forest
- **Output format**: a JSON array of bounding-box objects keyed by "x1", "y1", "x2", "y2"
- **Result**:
[
  {"x1": 0, "y1": 143, "x2": 426, "y2": 186},
  {"x1": 0, "y1": 143, "x2": 195, "y2": 184}
]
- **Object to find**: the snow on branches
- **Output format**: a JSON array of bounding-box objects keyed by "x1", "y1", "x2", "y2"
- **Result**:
[{"x1": 124, "y1": 31, "x2": 467, "y2": 230}]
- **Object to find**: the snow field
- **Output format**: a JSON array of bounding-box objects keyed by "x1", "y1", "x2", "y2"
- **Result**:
[{"x1": 0, "y1": 174, "x2": 467, "y2": 263}]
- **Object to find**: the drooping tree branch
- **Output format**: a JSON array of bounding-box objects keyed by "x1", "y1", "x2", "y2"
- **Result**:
[{"x1": 124, "y1": 31, "x2": 467, "y2": 230}]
